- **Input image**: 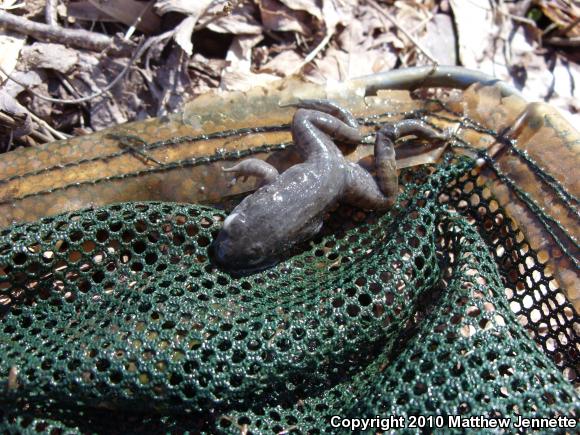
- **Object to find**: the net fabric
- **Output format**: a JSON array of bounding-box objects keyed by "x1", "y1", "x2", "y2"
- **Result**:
[{"x1": 0, "y1": 155, "x2": 577, "y2": 434}]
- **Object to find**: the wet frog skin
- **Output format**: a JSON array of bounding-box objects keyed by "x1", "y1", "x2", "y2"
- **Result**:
[{"x1": 212, "y1": 100, "x2": 446, "y2": 272}]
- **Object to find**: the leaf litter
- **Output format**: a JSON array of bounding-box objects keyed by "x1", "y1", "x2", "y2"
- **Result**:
[{"x1": 0, "y1": 0, "x2": 577, "y2": 152}]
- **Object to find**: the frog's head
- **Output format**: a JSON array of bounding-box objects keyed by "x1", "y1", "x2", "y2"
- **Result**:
[
  {"x1": 211, "y1": 205, "x2": 323, "y2": 274},
  {"x1": 211, "y1": 211, "x2": 276, "y2": 273}
]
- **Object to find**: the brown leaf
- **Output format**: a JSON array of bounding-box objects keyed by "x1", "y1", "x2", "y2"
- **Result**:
[
  {"x1": 0, "y1": 89, "x2": 32, "y2": 138},
  {"x1": 155, "y1": 0, "x2": 213, "y2": 15},
  {"x1": 174, "y1": 15, "x2": 196, "y2": 56},
  {"x1": 279, "y1": 0, "x2": 323, "y2": 20},
  {"x1": 221, "y1": 35, "x2": 280, "y2": 91},
  {"x1": 207, "y1": 2, "x2": 262, "y2": 35},
  {"x1": 0, "y1": 31, "x2": 25, "y2": 82},
  {"x1": 20, "y1": 42, "x2": 79, "y2": 74},
  {"x1": 88, "y1": 0, "x2": 161, "y2": 34},
  {"x1": 259, "y1": 0, "x2": 313, "y2": 35},
  {"x1": 420, "y1": 14, "x2": 457, "y2": 65},
  {"x1": 539, "y1": 0, "x2": 580, "y2": 37},
  {"x1": 259, "y1": 50, "x2": 303, "y2": 76}
]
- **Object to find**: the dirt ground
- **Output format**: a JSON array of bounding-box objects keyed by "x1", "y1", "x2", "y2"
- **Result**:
[{"x1": 0, "y1": 0, "x2": 578, "y2": 153}]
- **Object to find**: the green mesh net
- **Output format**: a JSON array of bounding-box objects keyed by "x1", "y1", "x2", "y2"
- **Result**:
[{"x1": 0, "y1": 154, "x2": 577, "y2": 433}]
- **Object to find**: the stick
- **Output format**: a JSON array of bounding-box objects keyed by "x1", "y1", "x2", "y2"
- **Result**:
[
  {"x1": 366, "y1": 0, "x2": 438, "y2": 64},
  {"x1": 28, "y1": 111, "x2": 68, "y2": 140},
  {"x1": 45, "y1": 0, "x2": 58, "y2": 26},
  {"x1": 290, "y1": 31, "x2": 334, "y2": 75},
  {"x1": 0, "y1": 11, "x2": 114, "y2": 52}
]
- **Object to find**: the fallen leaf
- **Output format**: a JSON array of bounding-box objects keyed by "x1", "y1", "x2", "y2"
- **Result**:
[
  {"x1": 279, "y1": 0, "x2": 323, "y2": 20},
  {"x1": 259, "y1": 0, "x2": 313, "y2": 35},
  {"x1": 0, "y1": 89, "x2": 32, "y2": 138},
  {"x1": 0, "y1": 0, "x2": 25, "y2": 10},
  {"x1": 155, "y1": 0, "x2": 214, "y2": 15},
  {"x1": 259, "y1": 50, "x2": 303, "y2": 76},
  {"x1": 420, "y1": 13, "x2": 457, "y2": 65},
  {"x1": 207, "y1": 1, "x2": 262, "y2": 35},
  {"x1": 539, "y1": 0, "x2": 580, "y2": 37},
  {"x1": 2, "y1": 69, "x2": 44, "y2": 98},
  {"x1": 174, "y1": 15, "x2": 196, "y2": 56},
  {"x1": 0, "y1": 31, "x2": 25, "y2": 82},
  {"x1": 88, "y1": 0, "x2": 161, "y2": 34},
  {"x1": 220, "y1": 34, "x2": 280, "y2": 91},
  {"x1": 20, "y1": 42, "x2": 79, "y2": 74},
  {"x1": 449, "y1": 0, "x2": 496, "y2": 68}
]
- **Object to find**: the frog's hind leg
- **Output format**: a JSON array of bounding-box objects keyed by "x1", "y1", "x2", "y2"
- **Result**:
[
  {"x1": 292, "y1": 109, "x2": 362, "y2": 159},
  {"x1": 375, "y1": 119, "x2": 447, "y2": 197},
  {"x1": 342, "y1": 123, "x2": 398, "y2": 210},
  {"x1": 343, "y1": 162, "x2": 395, "y2": 211},
  {"x1": 283, "y1": 99, "x2": 359, "y2": 129},
  {"x1": 222, "y1": 158, "x2": 279, "y2": 185},
  {"x1": 343, "y1": 120, "x2": 447, "y2": 211}
]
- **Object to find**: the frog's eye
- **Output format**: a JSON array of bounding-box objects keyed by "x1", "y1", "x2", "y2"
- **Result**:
[{"x1": 223, "y1": 213, "x2": 245, "y2": 233}]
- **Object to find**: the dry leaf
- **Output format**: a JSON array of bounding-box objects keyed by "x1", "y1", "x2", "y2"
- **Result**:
[
  {"x1": 67, "y1": 1, "x2": 120, "y2": 22},
  {"x1": 207, "y1": 1, "x2": 262, "y2": 35},
  {"x1": 2, "y1": 69, "x2": 44, "y2": 98},
  {"x1": 279, "y1": 0, "x2": 323, "y2": 20},
  {"x1": 173, "y1": 15, "x2": 196, "y2": 56},
  {"x1": 259, "y1": 50, "x2": 303, "y2": 76},
  {"x1": 420, "y1": 14, "x2": 456, "y2": 65},
  {"x1": 88, "y1": 0, "x2": 160, "y2": 34},
  {"x1": 20, "y1": 42, "x2": 79, "y2": 74},
  {"x1": 259, "y1": 0, "x2": 312, "y2": 35},
  {"x1": 220, "y1": 34, "x2": 280, "y2": 91},
  {"x1": 0, "y1": 31, "x2": 25, "y2": 82},
  {"x1": 0, "y1": 1, "x2": 25, "y2": 10},
  {"x1": 0, "y1": 89, "x2": 32, "y2": 138},
  {"x1": 539, "y1": 0, "x2": 580, "y2": 37},
  {"x1": 155, "y1": 0, "x2": 214, "y2": 15},
  {"x1": 449, "y1": 0, "x2": 495, "y2": 68}
]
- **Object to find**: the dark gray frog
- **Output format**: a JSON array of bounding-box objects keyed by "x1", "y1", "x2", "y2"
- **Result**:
[{"x1": 211, "y1": 100, "x2": 446, "y2": 273}]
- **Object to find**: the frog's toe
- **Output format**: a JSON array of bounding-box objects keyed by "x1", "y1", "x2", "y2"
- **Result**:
[{"x1": 222, "y1": 158, "x2": 279, "y2": 185}]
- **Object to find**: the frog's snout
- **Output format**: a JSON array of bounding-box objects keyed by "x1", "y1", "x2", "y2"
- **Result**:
[
  {"x1": 210, "y1": 233, "x2": 231, "y2": 268},
  {"x1": 211, "y1": 230, "x2": 276, "y2": 274}
]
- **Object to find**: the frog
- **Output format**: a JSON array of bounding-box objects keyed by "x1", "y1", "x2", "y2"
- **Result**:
[{"x1": 211, "y1": 100, "x2": 447, "y2": 273}]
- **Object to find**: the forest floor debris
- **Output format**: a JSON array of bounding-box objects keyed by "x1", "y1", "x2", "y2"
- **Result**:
[{"x1": 0, "y1": 0, "x2": 577, "y2": 152}]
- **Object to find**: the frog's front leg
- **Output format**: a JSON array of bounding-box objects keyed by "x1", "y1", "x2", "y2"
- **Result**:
[
  {"x1": 222, "y1": 158, "x2": 279, "y2": 185},
  {"x1": 343, "y1": 119, "x2": 447, "y2": 210}
]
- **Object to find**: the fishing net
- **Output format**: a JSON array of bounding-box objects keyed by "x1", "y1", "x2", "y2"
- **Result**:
[{"x1": 0, "y1": 78, "x2": 578, "y2": 433}]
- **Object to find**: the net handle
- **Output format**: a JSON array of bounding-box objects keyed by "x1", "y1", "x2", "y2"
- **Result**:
[{"x1": 351, "y1": 65, "x2": 523, "y2": 98}]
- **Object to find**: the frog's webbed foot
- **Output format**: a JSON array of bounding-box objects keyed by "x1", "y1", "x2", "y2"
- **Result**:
[
  {"x1": 282, "y1": 99, "x2": 359, "y2": 129},
  {"x1": 343, "y1": 119, "x2": 448, "y2": 211},
  {"x1": 222, "y1": 158, "x2": 279, "y2": 185}
]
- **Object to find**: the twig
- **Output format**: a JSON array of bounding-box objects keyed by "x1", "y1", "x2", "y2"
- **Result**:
[
  {"x1": 410, "y1": 12, "x2": 434, "y2": 35},
  {"x1": 45, "y1": 0, "x2": 58, "y2": 26},
  {"x1": 289, "y1": 31, "x2": 334, "y2": 75},
  {"x1": 144, "y1": 29, "x2": 175, "y2": 71},
  {"x1": 55, "y1": 71, "x2": 85, "y2": 101},
  {"x1": 28, "y1": 111, "x2": 68, "y2": 140},
  {"x1": 507, "y1": 13, "x2": 537, "y2": 27},
  {"x1": 544, "y1": 36, "x2": 580, "y2": 47},
  {"x1": 366, "y1": 0, "x2": 438, "y2": 64},
  {"x1": 0, "y1": 39, "x2": 147, "y2": 105},
  {"x1": 28, "y1": 128, "x2": 52, "y2": 143},
  {"x1": 125, "y1": 0, "x2": 156, "y2": 40},
  {"x1": 0, "y1": 11, "x2": 113, "y2": 52}
]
